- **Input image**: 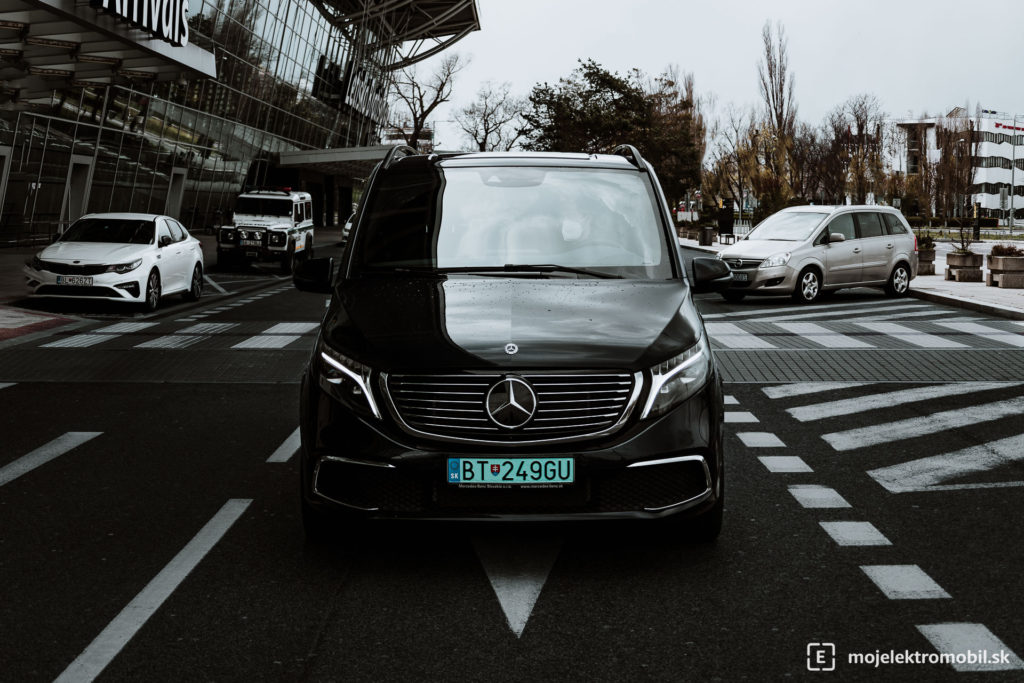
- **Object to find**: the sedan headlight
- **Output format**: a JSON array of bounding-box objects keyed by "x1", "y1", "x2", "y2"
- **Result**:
[
  {"x1": 760, "y1": 252, "x2": 791, "y2": 268},
  {"x1": 641, "y1": 334, "x2": 711, "y2": 419},
  {"x1": 30, "y1": 255, "x2": 43, "y2": 270},
  {"x1": 106, "y1": 258, "x2": 142, "y2": 274},
  {"x1": 317, "y1": 339, "x2": 381, "y2": 419}
]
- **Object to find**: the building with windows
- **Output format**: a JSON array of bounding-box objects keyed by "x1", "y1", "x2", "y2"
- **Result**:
[
  {"x1": 897, "y1": 107, "x2": 1023, "y2": 220},
  {"x1": 0, "y1": 0, "x2": 479, "y2": 245}
]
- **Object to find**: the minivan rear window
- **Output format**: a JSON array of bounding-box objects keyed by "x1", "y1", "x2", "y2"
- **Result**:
[{"x1": 883, "y1": 213, "x2": 908, "y2": 234}]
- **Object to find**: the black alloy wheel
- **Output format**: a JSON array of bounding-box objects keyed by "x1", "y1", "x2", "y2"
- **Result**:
[
  {"x1": 183, "y1": 264, "x2": 203, "y2": 301},
  {"x1": 143, "y1": 270, "x2": 161, "y2": 312}
]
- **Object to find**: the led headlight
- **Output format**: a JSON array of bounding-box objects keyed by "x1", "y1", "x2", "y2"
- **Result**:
[
  {"x1": 760, "y1": 252, "x2": 791, "y2": 268},
  {"x1": 640, "y1": 334, "x2": 711, "y2": 419},
  {"x1": 317, "y1": 339, "x2": 381, "y2": 419},
  {"x1": 106, "y1": 258, "x2": 142, "y2": 273}
]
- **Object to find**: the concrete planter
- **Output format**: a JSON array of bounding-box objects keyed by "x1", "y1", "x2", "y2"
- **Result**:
[
  {"x1": 918, "y1": 248, "x2": 935, "y2": 276},
  {"x1": 945, "y1": 252, "x2": 983, "y2": 282},
  {"x1": 986, "y1": 255, "x2": 1024, "y2": 288}
]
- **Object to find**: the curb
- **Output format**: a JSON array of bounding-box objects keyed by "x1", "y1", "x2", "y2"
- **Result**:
[{"x1": 908, "y1": 288, "x2": 1024, "y2": 321}]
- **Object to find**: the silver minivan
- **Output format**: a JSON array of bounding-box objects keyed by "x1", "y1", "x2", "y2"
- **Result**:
[{"x1": 716, "y1": 205, "x2": 919, "y2": 303}]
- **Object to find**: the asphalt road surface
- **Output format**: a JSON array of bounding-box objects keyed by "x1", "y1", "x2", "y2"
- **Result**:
[{"x1": 2, "y1": 248, "x2": 1023, "y2": 681}]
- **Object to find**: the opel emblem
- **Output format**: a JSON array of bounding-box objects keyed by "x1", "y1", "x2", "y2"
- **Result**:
[
  {"x1": 485, "y1": 377, "x2": 537, "y2": 429},
  {"x1": 504, "y1": 343, "x2": 518, "y2": 355}
]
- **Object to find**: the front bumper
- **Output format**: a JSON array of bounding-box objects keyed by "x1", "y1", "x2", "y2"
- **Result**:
[
  {"x1": 725, "y1": 263, "x2": 797, "y2": 294},
  {"x1": 23, "y1": 265, "x2": 145, "y2": 302},
  {"x1": 299, "y1": 369, "x2": 724, "y2": 522}
]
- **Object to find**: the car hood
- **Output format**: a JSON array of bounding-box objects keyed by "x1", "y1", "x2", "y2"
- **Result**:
[
  {"x1": 38, "y1": 241, "x2": 151, "y2": 263},
  {"x1": 322, "y1": 277, "x2": 702, "y2": 371},
  {"x1": 719, "y1": 239, "x2": 804, "y2": 260}
]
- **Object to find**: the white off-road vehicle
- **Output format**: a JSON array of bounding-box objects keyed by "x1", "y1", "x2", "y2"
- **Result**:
[{"x1": 217, "y1": 189, "x2": 314, "y2": 272}]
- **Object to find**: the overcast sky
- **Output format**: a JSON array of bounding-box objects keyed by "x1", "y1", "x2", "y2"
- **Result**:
[{"x1": 424, "y1": 0, "x2": 1024, "y2": 150}]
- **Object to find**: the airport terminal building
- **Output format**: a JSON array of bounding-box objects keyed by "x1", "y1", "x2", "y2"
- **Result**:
[{"x1": 0, "y1": 0, "x2": 479, "y2": 245}]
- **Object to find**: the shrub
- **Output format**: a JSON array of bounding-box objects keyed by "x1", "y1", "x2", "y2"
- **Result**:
[
  {"x1": 991, "y1": 243, "x2": 1024, "y2": 257},
  {"x1": 980, "y1": 217, "x2": 998, "y2": 228},
  {"x1": 907, "y1": 216, "x2": 924, "y2": 228},
  {"x1": 917, "y1": 233, "x2": 935, "y2": 250}
]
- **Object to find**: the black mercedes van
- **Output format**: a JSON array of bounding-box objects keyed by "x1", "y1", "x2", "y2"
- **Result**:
[{"x1": 293, "y1": 145, "x2": 732, "y2": 540}]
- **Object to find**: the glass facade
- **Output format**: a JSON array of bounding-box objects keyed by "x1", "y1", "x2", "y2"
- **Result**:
[{"x1": 0, "y1": 0, "x2": 413, "y2": 245}]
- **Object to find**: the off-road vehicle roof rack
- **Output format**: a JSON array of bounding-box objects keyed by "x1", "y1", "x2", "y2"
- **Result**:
[
  {"x1": 611, "y1": 144, "x2": 647, "y2": 171},
  {"x1": 382, "y1": 144, "x2": 419, "y2": 170}
]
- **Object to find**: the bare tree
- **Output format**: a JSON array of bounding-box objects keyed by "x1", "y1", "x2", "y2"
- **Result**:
[
  {"x1": 754, "y1": 20, "x2": 798, "y2": 215},
  {"x1": 389, "y1": 53, "x2": 467, "y2": 151},
  {"x1": 933, "y1": 112, "x2": 979, "y2": 249},
  {"x1": 844, "y1": 93, "x2": 887, "y2": 204},
  {"x1": 454, "y1": 82, "x2": 527, "y2": 151}
]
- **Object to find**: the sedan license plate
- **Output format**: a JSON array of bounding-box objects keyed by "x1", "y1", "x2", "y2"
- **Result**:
[
  {"x1": 732, "y1": 271, "x2": 748, "y2": 281},
  {"x1": 240, "y1": 239, "x2": 261, "y2": 246},
  {"x1": 56, "y1": 275, "x2": 93, "y2": 286},
  {"x1": 447, "y1": 457, "x2": 574, "y2": 486}
]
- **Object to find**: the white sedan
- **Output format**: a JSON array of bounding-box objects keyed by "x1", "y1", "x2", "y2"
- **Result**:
[{"x1": 23, "y1": 213, "x2": 205, "y2": 312}]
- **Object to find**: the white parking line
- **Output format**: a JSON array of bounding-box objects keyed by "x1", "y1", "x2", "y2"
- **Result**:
[
  {"x1": 788, "y1": 382, "x2": 1021, "y2": 422},
  {"x1": 860, "y1": 565, "x2": 951, "y2": 600},
  {"x1": 819, "y1": 521, "x2": 891, "y2": 546},
  {"x1": 263, "y1": 322, "x2": 320, "y2": 334},
  {"x1": 724, "y1": 411, "x2": 759, "y2": 423},
  {"x1": 868, "y1": 433, "x2": 1024, "y2": 493},
  {"x1": 0, "y1": 432, "x2": 102, "y2": 487},
  {"x1": 55, "y1": 499, "x2": 252, "y2": 683},
  {"x1": 232, "y1": 335, "x2": 301, "y2": 349},
  {"x1": 773, "y1": 322, "x2": 874, "y2": 348},
  {"x1": 823, "y1": 396, "x2": 1024, "y2": 451},
  {"x1": 759, "y1": 456, "x2": 812, "y2": 473},
  {"x1": 0, "y1": 382, "x2": 13, "y2": 391},
  {"x1": 737, "y1": 432, "x2": 786, "y2": 447},
  {"x1": 135, "y1": 335, "x2": 210, "y2": 349},
  {"x1": 933, "y1": 321, "x2": 1024, "y2": 348},
  {"x1": 705, "y1": 323, "x2": 777, "y2": 349},
  {"x1": 203, "y1": 274, "x2": 227, "y2": 293},
  {"x1": 788, "y1": 485, "x2": 850, "y2": 508},
  {"x1": 724, "y1": 395, "x2": 739, "y2": 405},
  {"x1": 267, "y1": 428, "x2": 301, "y2": 463},
  {"x1": 855, "y1": 321, "x2": 967, "y2": 348},
  {"x1": 917, "y1": 623, "x2": 1024, "y2": 671},
  {"x1": 762, "y1": 382, "x2": 872, "y2": 399}
]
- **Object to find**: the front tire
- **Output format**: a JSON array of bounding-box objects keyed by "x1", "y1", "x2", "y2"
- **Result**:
[
  {"x1": 792, "y1": 267, "x2": 822, "y2": 304},
  {"x1": 884, "y1": 263, "x2": 911, "y2": 297},
  {"x1": 183, "y1": 264, "x2": 203, "y2": 301},
  {"x1": 281, "y1": 242, "x2": 296, "y2": 274},
  {"x1": 142, "y1": 269, "x2": 161, "y2": 312}
]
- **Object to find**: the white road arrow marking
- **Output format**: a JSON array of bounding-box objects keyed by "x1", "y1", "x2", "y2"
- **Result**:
[
  {"x1": 868, "y1": 433, "x2": 1024, "y2": 492},
  {"x1": 473, "y1": 535, "x2": 562, "y2": 638}
]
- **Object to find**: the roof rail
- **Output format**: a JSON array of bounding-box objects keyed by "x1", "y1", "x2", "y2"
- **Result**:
[
  {"x1": 611, "y1": 144, "x2": 646, "y2": 170},
  {"x1": 382, "y1": 144, "x2": 419, "y2": 170}
]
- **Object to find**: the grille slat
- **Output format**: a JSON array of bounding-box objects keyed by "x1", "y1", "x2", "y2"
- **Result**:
[{"x1": 387, "y1": 372, "x2": 636, "y2": 443}]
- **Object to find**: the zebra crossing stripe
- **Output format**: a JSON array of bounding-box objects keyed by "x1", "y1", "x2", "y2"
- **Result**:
[
  {"x1": 868, "y1": 433, "x2": 1024, "y2": 492},
  {"x1": 724, "y1": 411, "x2": 759, "y2": 423},
  {"x1": 788, "y1": 485, "x2": 850, "y2": 508},
  {"x1": 839, "y1": 308, "x2": 966, "y2": 322},
  {"x1": 933, "y1": 321, "x2": 1024, "y2": 348},
  {"x1": 756, "y1": 303, "x2": 928, "y2": 323},
  {"x1": 773, "y1": 322, "x2": 874, "y2": 348},
  {"x1": 861, "y1": 565, "x2": 951, "y2": 600},
  {"x1": 763, "y1": 382, "x2": 872, "y2": 399},
  {"x1": 820, "y1": 521, "x2": 891, "y2": 546},
  {"x1": 263, "y1": 322, "x2": 319, "y2": 334},
  {"x1": 705, "y1": 322, "x2": 776, "y2": 349},
  {"x1": 94, "y1": 322, "x2": 159, "y2": 334},
  {"x1": 823, "y1": 396, "x2": 1024, "y2": 451},
  {"x1": 788, "y1": 382, "x2": 1022, "y2": 422},
  {"x1": 177, "y1": 322, "x2": 238, "y2": 334},
  {"x1": 42, "y1": 334, "x2": 115, "y2": 348},
  {"x1": 917, "y1": 624, "x2": 1024, "y2": 671},
  {"x1": 854, "y1": 321, "x2": 967, "y2": 348},
  {"x1": 759, "y1": 456, "x2": 812, "y2": 472},
  {"x1": 232, "y1": 335, "x2": 300, "y2": 349},
  {"x1": 135, "y1": 335, "x2": 210, "y2": 349},
  {"x1": 702, "y1": 300, "x2": 925, "y2": 320},
  {"x1": 737, "y1": 432, "x2": 786, "y2": 447}
]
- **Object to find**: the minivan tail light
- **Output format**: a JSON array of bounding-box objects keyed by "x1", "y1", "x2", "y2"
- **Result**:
[{"x1": 913, "y1": 234, "x2": 918, "y2": 252}]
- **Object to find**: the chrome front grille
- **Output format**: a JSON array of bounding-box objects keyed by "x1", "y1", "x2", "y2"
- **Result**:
[
  {"x1": 384, "y1": 372, "x2": 640, "y2": 444},
  {"x1": 724, "y1": 258, "x2": 762, "y2": 270},
  {"x1": 38, "y1": 261, "x2": 107, "y2": 275}
]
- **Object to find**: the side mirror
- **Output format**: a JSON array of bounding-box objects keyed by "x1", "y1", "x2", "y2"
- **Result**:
[
  {"x1": 294, "y1": 257, "x2": 334, "y2": 293},
  {"x1": 691, "y1": 257, "x2": 733, "y2": 294},
  {"x1": 828, "y1": 232, "x2": 846, "y2": 244},
  {"x1": 159, "y1": 235, "x2": 172, "y2": 248}
]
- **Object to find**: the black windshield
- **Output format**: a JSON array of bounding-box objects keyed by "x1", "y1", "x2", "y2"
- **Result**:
[{"x1": 60, "y1": 218, "x2": 154, "y2": 244}]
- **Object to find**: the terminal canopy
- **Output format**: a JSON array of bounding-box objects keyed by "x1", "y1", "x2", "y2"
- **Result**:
[{"x1": 308, "y1": 0, "x2": 479, "y2": 70}]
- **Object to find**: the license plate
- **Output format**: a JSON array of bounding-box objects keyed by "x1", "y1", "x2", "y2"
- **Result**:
[
  {"x1": 240, "y1": 239, "x2": 261, "y2": 246},
  {"x1": 732, "y1": 271, "x2": 748, "y2": 281},
  {"x1": 447, "y1": 457, "x2": 574, "y2": 485},
  {"x1": 56, "y1": 275, "x2": 93, "y2": 286}
]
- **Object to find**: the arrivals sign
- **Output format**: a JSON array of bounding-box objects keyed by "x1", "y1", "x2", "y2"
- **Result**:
[{"x1": 90, "y1": 0, "x2": 190, "y2": 47}]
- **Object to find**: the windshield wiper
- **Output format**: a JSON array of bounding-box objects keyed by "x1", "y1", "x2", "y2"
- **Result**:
[{"x1": 435, "y1": 264, "x2": 623, "y2": 279}]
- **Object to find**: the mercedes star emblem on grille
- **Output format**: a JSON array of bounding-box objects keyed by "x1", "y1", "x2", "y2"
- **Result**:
[
  {"x1": 485, "y1": 377, "x2": 537, "y2": 429},
  {"x1": 504, "y1": 343, "x2": 518, "y2": 355}
]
